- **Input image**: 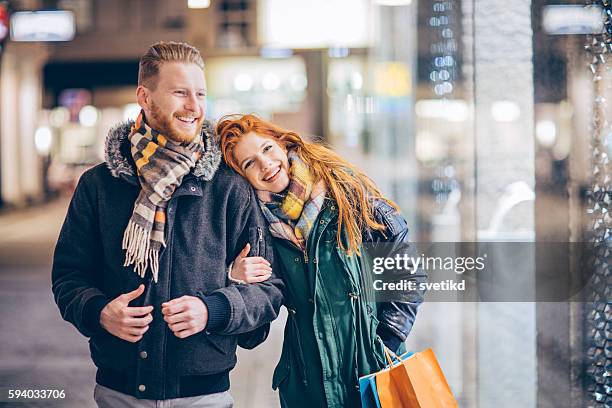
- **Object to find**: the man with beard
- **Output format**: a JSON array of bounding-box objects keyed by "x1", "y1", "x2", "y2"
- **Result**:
[{"x1": 52, "y1": 41, "x2": 283, "y2": 407}]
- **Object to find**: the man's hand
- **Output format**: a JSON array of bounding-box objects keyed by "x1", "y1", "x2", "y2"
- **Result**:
[
  {"x1": 231, "y1": 243, "x2": 272, "y2": 284},
  {"x1": 162, "y1": 296, "x2": 208, "y2": 339},
  {"x1": 100, "y1": 284, "x2": 153, "y2": 343}
]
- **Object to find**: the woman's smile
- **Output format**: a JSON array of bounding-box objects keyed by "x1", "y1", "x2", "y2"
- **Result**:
[{"x1": 262, "y1": 166, "x2": 281, "y2": 182}]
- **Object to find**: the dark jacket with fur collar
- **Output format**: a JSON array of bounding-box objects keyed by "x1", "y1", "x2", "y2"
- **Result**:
[{"x1": 52, "y1": 120, "x2": 284, "y2": 400}]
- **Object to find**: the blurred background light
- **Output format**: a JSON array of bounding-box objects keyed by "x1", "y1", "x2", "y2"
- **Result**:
[
  {"x1": 328, "y1": 46, "x2": 350, "y2": 58},
  {"x1": 10, "y1": 10, "x2": 75, "y2": 42},
  {"x1": 123, "y1": 103, "x2": 141, "y2": 121},
  {"x1": 78, "y1": 105, "x2": 99, "y2": 127},
  {"x1": 491, "y1": 100, "x2": 521, "y2": 122},
  {"x1": 536, "y1": 120, "x2": 557, "y2": 147},
  {"x1": 375, "y1": 0, "x2": 412, "y2": 5},
  {"x1": 345, "y1": 94, "x2": 355, "y2": 112},
  {"x1": 259, "y1": 47, "x2": 293, "y2": 59},
  {"x1": 188, "y1": 0, "x2": 211, "y2": 9},
  {"x1": 416, "y1": 130, "x2": 447, "y2": 162},
  {"x1": 415, "y1": 99, "x2": 468, "y2": 122},
  {"x1": 374, "y1": 62, "x2": 411, "y2": 97},
  {"x1": 34, "y1": 126, "x2": 53, "y2": 155},
  {"x1": 365, "y1": 96, "x2": 376, "y2": 114},
  {"x1": 49, "y1": 107, "x2": 70, "y2": 128},
  {"x1": 289, "y1": 74, "x2": 308, "y2": 91},
  {"x1": 233, "y1": 74, "x2": 253, "y2": 91},
  {"x1": 433, "y1": 81, "x2": 453, "y2": 96},
  {"x1": 259, "y1": 0, "x2": 371, "y2": 48},
  {"x1": 262, "y1": 73, "x2": 280, "y2": 91},
  {"x1": 542, "y1": 5, "x2": 604, "y2": 35},
  {"x1": 351, "y1": 72, "x2": 364, "y2": 91}
]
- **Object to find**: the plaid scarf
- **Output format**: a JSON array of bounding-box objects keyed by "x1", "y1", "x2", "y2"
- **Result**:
[
  {"x1": 123, "y1": 111, "x2": 203, "y2": 282},
  {"x1": 258, "y1": 150, "x2": 326, "y2": 249}
]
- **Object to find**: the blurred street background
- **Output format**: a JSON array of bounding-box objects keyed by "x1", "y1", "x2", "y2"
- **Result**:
[{"x1": 0, "y1": 0, "x2": 610, "y2": 407}]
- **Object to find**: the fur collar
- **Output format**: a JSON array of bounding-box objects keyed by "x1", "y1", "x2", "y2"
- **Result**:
[{"x1": 104, "y1": 119, "x2": 222, "y2": 183}]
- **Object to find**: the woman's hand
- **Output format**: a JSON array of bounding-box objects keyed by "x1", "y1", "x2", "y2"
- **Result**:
[{"x1": 230, "y1": 243, "x2": 273, "y2": 284}]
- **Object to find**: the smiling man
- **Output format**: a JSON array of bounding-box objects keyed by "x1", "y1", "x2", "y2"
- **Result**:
[{"x1": 52, "y1": 41, "x2": 283, "y2": 407}]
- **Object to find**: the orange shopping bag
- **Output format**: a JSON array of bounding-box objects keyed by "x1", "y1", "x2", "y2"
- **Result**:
[{"x1": 375, "y1": 348, "x2": 458, "y2": 408}]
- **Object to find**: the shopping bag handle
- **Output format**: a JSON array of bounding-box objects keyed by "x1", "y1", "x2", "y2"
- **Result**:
[{"x1": 383, "y1": 346, "x2": 401, "y2": 368}]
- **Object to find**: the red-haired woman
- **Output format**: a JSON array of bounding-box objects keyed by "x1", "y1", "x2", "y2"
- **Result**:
[{"x1": 219, "y1": 114, "x2": 425, "y2": 408}]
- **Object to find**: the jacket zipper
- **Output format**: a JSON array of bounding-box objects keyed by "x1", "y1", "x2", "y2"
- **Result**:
[
  {"x1": 161, "y1": 200, "x2": 176, "y2": 399},
  {"x1": 313, "y1": 212, "x2": 349, "y2": 383},
  {"x1": 257, "y1": 227, "x2": 264, "y2": 257},
  {"x1": 281, "y1": 234, "x2": 309, "y2": 263}
]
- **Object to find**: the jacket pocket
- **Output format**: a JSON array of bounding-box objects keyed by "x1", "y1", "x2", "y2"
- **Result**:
[
  {"x1": 89, "y1": 333, "x2": 135, "y2": 371},
  {"x1": 272, "y1": 348, "x2": 291, "y2": 390},
  {"x1": 175, "y1": 331, "x2": 237, "y2": 376},
  {"x1": 368, "y1": 313, "x2": 388, "y2": 368},
  {"x1": 273, "y1": 315, "x2": 302, "y2": 391},
  {"x1": 204, "y1": 332, "x2": 232, "y2": 355},
  {"x1": 285, "y1": 311, "x2": 308, "y2": 386}
]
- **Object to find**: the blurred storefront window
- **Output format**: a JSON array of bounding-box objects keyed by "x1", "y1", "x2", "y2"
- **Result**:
[{"x1": 205, "y1": 56, "x2": 307, "y2": 120}]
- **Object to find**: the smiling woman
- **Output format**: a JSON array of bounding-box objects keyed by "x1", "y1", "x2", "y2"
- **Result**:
[
  {"x1": 232, "y1": 131, "x2": 290, "y2": 193},
  {"x1": 218, "y1": 113, "x2": 400, "y2": 254},
  {"x1": 217, "y1": 113, "x2": 426, "y2": 407}
]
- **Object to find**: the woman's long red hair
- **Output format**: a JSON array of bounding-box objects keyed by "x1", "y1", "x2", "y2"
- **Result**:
[{"x1": 217, "y1": 114, "x2": 399, "y2": 254}]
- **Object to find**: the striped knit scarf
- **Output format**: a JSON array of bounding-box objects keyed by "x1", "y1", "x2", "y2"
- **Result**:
[
  {"x1": 258, "y1": 150, "x2": 326, "y2": 249},
  {"x1": 123, "y1": 111, "x2": 203, "y2": 282}
]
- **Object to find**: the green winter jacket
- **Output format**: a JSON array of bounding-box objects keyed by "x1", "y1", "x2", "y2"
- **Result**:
[{"x1": 271, "y1": 200, "x2": 421, "y2": 408}]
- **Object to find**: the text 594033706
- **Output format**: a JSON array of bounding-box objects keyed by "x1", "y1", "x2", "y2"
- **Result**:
[{"x1": 5, "y1": 389, "x2": 66, "y2": 400}]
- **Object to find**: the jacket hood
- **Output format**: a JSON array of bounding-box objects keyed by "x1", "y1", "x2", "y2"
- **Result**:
[{"x1": 104, "y1": 119, "x2": 222, "y2": 183}]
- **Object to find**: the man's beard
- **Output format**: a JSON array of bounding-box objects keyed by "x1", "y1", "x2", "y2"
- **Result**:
[{"x1": 148, "y1": 102, "x2": 203, "y2": 144}]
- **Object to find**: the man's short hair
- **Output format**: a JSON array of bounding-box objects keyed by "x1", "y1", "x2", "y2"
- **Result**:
[{"x1": 138, "y1": 41, "x2": 205, "y2": 90}]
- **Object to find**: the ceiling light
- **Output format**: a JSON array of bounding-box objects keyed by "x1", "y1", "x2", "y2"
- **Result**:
[{"x1": 188, "y1": 0, "x2": 211, "y2": 9}]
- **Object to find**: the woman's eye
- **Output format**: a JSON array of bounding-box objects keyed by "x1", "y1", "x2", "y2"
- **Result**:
[
  {"x1": 263, "y1": 145, "x2": 272, "y2": 152},
  {"x1": 244, "y1": 161, "x2": 253, "y2": 170}
]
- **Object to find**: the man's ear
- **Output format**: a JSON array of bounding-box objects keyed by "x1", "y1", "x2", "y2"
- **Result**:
[{"x1": 136, "y1": 85, "x2": 151, "y2": 112}]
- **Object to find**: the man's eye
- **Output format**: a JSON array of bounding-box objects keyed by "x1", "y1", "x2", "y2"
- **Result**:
[
  {"x1": 197, "y1": 92, "x2": 207, "y2": 98},
  {"x1": 175, "y1": 90, "x2": 186, "y2": 96}
]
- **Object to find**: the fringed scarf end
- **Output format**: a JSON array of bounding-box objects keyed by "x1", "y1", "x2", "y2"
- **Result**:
[{"x1": 122, "y1": 220, "x2": 160, "y2": 282}]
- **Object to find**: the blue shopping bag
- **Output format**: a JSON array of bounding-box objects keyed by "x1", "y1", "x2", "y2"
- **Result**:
[
  {"x1": 360, "y1": 351, "x2": 414, "y2": 408},
  {"x1": 359, "y1": 372, "x2": 381, "y2": 408}
]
